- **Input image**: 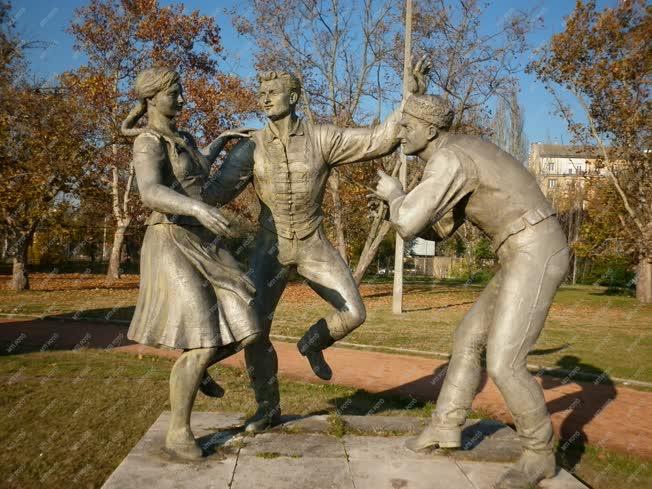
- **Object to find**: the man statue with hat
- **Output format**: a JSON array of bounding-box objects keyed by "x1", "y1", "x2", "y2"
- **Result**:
[{"x1": 372, "y1": 92, "x2": 569, "y2": 489}]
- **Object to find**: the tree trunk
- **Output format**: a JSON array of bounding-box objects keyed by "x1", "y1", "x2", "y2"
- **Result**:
[
  {"x1": 10, "y1": 234, "x2": 31, "y2": 291},
  {"x1": 351, "y1": 154, "x2": 406, "y2": 284},
  {"x1": 637, "y1": 256, "x2": 652, "y2": 304},
  {"x1": 107, "y1": 224, "x2": 128, "y2": 279},
  {"x1": 354, "y1": 221, "x2": 392, "y2": 284},
  {"x1": 107, "y1": 140, "x2": 136, "y2": 279},
  {"x1": 328, "y1": 170, "x2": 348, "y2": 263}
]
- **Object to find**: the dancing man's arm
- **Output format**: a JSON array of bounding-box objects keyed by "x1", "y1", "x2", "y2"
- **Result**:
[
  {"x1": 322, "y1": 109, "x2": 402, "y2": 167},
  {"x1": 202, "y1": 139, "x2": 255, "y2": 207},
  {"x1": 325, "y1": 56, "x2": 431, "y2": 167}
]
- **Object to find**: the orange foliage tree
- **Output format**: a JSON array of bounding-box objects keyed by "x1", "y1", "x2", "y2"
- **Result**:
[
  {"x1": 66, "y1": 0, "x2": 257, "y2": 278},
  {"x1": 0, "y1": 2, "x2": 93, "y2": 290},
  {"x1": 0, "y1": 85, "x2": 94, "y2": 290},
  {"x1": 529, "y1": 0, "x2": 651, "y2": 302}
]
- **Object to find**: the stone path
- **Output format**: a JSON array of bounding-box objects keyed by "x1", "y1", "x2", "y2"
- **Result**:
[
  {"x1": 1, "y1": 317, "x2": 651, "y2": 460},
  {"x1": 101, "y1": 412, "x2": 588, "y2": 489}
]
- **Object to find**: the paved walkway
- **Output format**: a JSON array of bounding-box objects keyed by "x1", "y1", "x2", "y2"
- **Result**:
[{"x1": 1, "y1": 318, "x2": 650, "y2": 459}]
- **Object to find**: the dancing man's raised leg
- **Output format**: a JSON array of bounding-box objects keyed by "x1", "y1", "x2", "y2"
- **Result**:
[{"x1": 296, "y1": 234, "x2": 366, "y2": 380}]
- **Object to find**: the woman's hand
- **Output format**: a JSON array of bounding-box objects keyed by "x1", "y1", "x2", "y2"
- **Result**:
[
  {"x1": 218, "y1": 127, "x2": 256, "y2": 140},
  {"x1": 203, "y1": 128, "x2": 257, "y2": 162},
  {"x1": 193, "y1": 203, "x2": 234, "y2": 238}
]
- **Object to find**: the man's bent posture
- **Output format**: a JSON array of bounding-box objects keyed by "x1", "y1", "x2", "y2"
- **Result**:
[{"x1": 373, "y1": 94, "x2": 569, "y2": 489}]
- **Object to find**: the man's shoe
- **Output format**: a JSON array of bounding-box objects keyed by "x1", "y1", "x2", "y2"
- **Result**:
[
  {"x1": 405, "y1": 418, "x2": 462, "y2": 452},
  {"x1": 296, "y1": 321, "x2": 335, "y2": 380},
  {"x1": 244, "y1": 407, "x2": 282, "y2": 433},
  {"x1": 302, "y1": 348, "x2": 333, "y2": 380},
  {"x1": 198, "y1": 372, "x2": 225, "y2": 398},
  {"x1": 495, "y1": 449, "x2": 556, "y2": 489}
]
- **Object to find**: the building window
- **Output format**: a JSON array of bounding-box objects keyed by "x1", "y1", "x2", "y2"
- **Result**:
[
  {"x1": 548, "y1": 162, "x2": 555, "y2": 172},
  {"x1": 548, "y1": 179, "x2": 557, "y2": 189}
]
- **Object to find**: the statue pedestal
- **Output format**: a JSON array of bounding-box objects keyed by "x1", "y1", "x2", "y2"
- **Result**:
[{"x1": 102, "y1": 411, "x2": 588, "y2": 489}]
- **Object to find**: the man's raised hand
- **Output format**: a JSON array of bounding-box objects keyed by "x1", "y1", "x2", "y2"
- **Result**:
[{"x1": 406, "y1": 55, "x2": 431, "y2": 96}]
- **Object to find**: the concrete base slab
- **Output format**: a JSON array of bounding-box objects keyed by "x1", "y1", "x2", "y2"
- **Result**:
[
  {"x1": 342, "y1": 436, "x2": 473, "y2": 489},
  {"x1": 231, "y1": 456, "x2": 354, "y2": 489},
  {"x1": 101, "y1": 412, "x2": 589, "y2": 489},
  {"x1": 349, "y1": 457, "x2": 473, "y2": 489},
  {"x1": 240, "y1": 432, "x2": 346, "y2": 458},
  {"x1": 458, "y1": 461, "x2": 589, "y2": 489}
]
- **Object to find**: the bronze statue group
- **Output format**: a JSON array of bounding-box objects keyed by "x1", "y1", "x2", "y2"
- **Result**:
[{"x1": 122, "y1": 58, "x2": 569, "y2": 489}]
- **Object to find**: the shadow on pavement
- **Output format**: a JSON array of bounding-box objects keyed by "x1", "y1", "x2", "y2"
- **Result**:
[
  {"x1": 541, "y1": 355, "x2": 617, "y2": 472},
  {"x1": 404, "y1": 300, "x2": 475, "y2": 313},
  {"x1": 324, "y1": 361, "x2": 488, "y2": 416},
  {"x1": 0, "y1": 313, "x2": 134, "y2": 355},
  {"x1": 322, "y1": 350, "x2": 617, "y2": 469}
]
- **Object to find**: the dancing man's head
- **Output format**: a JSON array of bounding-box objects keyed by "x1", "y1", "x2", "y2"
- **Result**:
[
  {"x1": 399, "y1": 94, "x2": 454, "y2": 156},
  {"x1": 258, "y1": 71, "x2": 302, "y2": 121}
]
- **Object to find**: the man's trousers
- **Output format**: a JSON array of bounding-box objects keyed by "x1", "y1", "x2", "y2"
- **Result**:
[
  {"x1": 244, "y1": 225, "x2": 367, "y2": 412},
  {"x1": 434, "y1": 216, "x2": 569, "y2": 452}
]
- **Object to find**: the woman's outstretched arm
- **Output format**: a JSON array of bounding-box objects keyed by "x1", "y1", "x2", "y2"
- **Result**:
[{"x1": 201, "y1": 128, "x2": 256, "y2": 162}]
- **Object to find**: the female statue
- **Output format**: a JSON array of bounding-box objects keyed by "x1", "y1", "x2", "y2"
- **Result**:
[{"x1": 121, "y1": 67, "x2": 260, "y2": 460}]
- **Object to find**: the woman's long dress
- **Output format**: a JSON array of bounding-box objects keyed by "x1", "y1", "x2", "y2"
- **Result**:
[{"x1": 127, "y1": 130, "x2": 259, "y2": 350}]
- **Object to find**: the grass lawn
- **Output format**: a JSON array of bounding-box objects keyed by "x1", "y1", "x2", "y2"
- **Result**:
[
  {"x1": 1, "y1": 274, "x2": 651, "y2": 383},
  {"x1": 1, "y1": 350, "x2": 650, "y2": 489}
]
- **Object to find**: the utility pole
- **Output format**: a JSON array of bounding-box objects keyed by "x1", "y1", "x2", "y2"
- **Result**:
[
  {"x1": 392, "y1": 0, "x2": 412, "y2": 314},
  {"x1": 101, "y1": 216, "x2": 108, "y2": 261}
]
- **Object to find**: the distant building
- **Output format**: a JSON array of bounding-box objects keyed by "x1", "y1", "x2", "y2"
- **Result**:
[
  {"x1": 412, "y1": 238, "x2": 436, "y2": 257},
  {"x1": 528, "y1": 143, "x2": 606, "y2": 197},
  {"x1": 410, "y1": 238, "x2": 461, "y2": 278},
  {"x1": 407, "y1": 144, "x2": 607, "y2": 278}
]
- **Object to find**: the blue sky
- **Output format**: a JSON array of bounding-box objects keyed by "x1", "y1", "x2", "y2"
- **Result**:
[{"x1": 10, "y1": 0, "x2": 618, "y2": 145}]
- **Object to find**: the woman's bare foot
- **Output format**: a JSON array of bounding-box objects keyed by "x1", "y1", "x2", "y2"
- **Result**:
[{"x1": 165, "y1": 426, "x2": 203, "y2": 460}]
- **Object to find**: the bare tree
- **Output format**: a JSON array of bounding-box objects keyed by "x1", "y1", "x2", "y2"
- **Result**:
[
  {"x1": 492, "y1": 89, "x2": 528, "y2": 163},
  {"x1": 385, "y1": 0, "x2": 539, "y2": 272},
  {"x1": 399, "y1": 0, "x2": 541, "y2": 134},
  {"x1": 233, "y1": 0, "x2": 539, "y2": 280}
]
